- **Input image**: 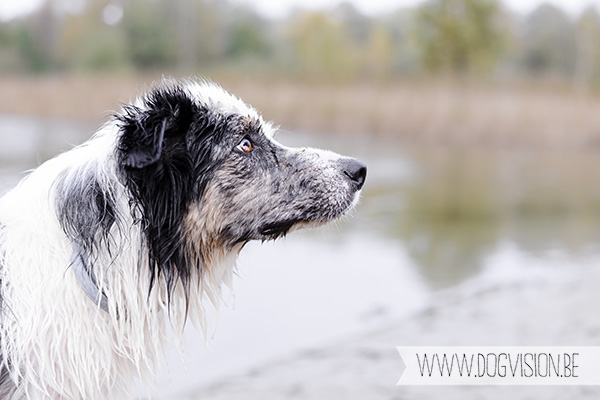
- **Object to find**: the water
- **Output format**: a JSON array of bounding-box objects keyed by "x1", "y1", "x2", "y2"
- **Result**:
[
  {"x1": 1, "y1": 116, "x2": 599, "y2": 397},
  {"x1": 0, "y1": 114, "x2": 95, "y2": 192}
]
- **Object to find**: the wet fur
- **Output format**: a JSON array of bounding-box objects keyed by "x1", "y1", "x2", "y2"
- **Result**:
[{"x1": 0, "y1": 79, "x2": 365, "y2": 399}]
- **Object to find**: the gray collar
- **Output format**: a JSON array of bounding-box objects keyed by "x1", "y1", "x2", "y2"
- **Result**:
[{"x1": 71, "y1": 249, "x2": 109, "y2": 313}]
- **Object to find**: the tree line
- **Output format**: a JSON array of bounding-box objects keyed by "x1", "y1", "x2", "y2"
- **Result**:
[{"x1": 1, "y1": 0, "x2": 600, "y2": 86}]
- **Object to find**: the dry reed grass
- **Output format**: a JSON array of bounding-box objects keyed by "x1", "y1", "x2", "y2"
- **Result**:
[{"x1": 2, "y1": 75, "x2": 600, "y2": 149}]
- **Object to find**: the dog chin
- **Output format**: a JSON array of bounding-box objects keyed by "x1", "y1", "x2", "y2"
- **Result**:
[{"x1": 261, "y1": 192, "x2": 363, "y2": 240}]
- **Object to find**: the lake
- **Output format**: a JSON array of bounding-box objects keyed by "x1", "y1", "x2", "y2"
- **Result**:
[{"x1": 1, "y1": 115, "x2": 599, "y2": 398}]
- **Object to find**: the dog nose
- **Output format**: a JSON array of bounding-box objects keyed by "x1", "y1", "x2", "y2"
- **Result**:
[{"x1": 342, "y1": 159, "x2": 367, "y2": 190}]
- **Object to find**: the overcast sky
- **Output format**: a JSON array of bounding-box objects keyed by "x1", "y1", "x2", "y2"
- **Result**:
[{"x1": 1, "y1": 0, "x2": 599, "y2": 21}]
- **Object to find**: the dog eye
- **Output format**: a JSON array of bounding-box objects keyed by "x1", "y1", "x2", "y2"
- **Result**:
[{"x1": 237, "y1": 138, "x2": 253, "y2": 153}]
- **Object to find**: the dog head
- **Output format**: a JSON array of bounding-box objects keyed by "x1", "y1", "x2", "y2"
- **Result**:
[{"x1": 115, "y1": 80, "x2": 366, "y2": 292}]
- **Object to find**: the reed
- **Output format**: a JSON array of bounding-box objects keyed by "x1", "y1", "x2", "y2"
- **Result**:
[{"x1": 2, "y1": 75, "x2": 600, "y2": 149}]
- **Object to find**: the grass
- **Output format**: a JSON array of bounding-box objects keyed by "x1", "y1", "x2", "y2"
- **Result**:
[{"x1": 2, "y1": 74, "x2": 600, "y2": 149}]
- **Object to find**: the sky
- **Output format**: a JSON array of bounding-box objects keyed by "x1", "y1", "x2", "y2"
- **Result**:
[{"x1": 1, "y1": 0, "x2": 599, "y2": 21}]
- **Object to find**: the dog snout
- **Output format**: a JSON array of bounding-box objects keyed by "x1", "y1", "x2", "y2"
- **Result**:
[{"x1": 341, "y1": 158, "x2": 367, "y2": 190}]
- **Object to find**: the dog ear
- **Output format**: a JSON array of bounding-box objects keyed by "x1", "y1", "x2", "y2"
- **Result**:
[
  {"x1": 119, "y1": 113, "x2": 166, "y2": 168},
  {"x1": 116, "y1": 86, "x2": 199, "y2": 299},
  {"x1": 118, "y1": 88, "x2": 195, "y2": 169}
]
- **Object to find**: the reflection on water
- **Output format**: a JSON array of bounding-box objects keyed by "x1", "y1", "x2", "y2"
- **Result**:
[
  {"x1": 2, "y1": 116, "x2": 600, "y2": 291},
  {"x1": 302, "y1": 135, "x2": 600, "y2": 288}
]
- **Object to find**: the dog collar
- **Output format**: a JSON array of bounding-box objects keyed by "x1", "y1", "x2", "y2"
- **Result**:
[{"x1": 71, "y1": 249, "x2": 109, "y2": 313}]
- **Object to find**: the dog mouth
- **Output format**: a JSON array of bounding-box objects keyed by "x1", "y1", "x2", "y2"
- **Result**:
[
  {"x1": 256, "y1": 188, "x2": 363, "y2": 239},
  {"x1": 260, "y1": 219, "x2": 301, "y2": 237}
]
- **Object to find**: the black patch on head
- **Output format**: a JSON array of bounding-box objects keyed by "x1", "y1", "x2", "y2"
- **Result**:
[
  {"x1": 119, "y1": 88, "x2": 195, "y2": 169},
  {"x1": 116, "y1": 87, "x2": 197, "y2": 298},
  {"x1": 116, "y1": 85, "x2": 237, "y2": 300}
]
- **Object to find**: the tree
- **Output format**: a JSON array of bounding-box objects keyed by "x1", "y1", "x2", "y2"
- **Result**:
[
  {"x1": 414, "y1": 0, "x2": 505, "y2": 75},
  {"x1": 4, "y1": 0, "x2": 62, "y2": 73},
  {"x1": 365, "y1": 24, "x2": 393, "y2": 80},
  {"x1": 520, "y1": 3, "x2": 576, "y2": 77},
  {"x1": 227, "y1": 18, "x2": 270, "y2": 60},
  {"x1": 121, "y1": 0, "x2": 178, "y2": 69},
  {"x1": 288, "y1": 12, "x2": 359, "y2": 81},
  {"x1": 574, "y1": 6, "x2": 600, "y2": 87},
  {"x1": 58, "y1": 2, "x2": 129, "y2": 72},
  {"x1": 333, "y1": 2, "x2": 372, "y2": 46}
]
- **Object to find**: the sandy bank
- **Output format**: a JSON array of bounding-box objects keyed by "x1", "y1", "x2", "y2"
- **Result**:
[{"x1": 180, "y1": 265, "x2": 600, "y2": 400}]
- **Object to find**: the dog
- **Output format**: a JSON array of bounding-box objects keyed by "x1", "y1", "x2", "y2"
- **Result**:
[{"x1": 0, "y1": 78, "x2": 366, "y2": 399}]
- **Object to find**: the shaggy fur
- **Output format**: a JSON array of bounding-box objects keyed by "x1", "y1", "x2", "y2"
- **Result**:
[{"x1": 0, "y1": 78, "x2": 366, "y2": 399}]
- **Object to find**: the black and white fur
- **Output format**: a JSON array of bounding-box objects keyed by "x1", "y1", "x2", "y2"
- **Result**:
[{"x1": 0, "y1": 79, "x2": 366, "y2": 399}]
